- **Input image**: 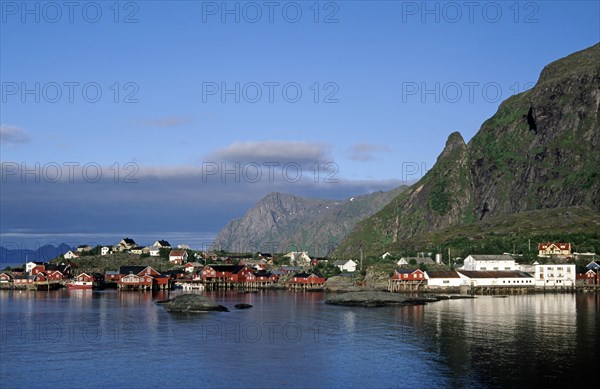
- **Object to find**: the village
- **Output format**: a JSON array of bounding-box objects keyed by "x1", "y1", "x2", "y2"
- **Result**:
[{"x1": 0, "y1": 238, "x2": 598, "y2": 294}]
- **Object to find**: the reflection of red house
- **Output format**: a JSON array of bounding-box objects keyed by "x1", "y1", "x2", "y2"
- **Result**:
[{"x1": 289, "y1": 273, "x2": 326, "y2": 285}]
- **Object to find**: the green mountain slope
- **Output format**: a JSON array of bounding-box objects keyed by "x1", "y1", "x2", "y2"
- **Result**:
[{"x1": 334, "y1": 43, "x2": 600, "y2": 258}]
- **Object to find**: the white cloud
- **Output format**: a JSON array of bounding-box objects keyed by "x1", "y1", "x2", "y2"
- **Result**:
[
  {"x1": 348, "y1": 143, "x2": 392, "y2": 161},
  {"x1": 206, "y1": 140, "x2": 331, "y2": 166},
  {"x1": 0, "y1": 125, "x2": 30, "y2": 145}
]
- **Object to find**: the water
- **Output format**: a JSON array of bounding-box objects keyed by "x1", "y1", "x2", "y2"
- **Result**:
[{"x1": 0, "y1": 290, "x2": 598, "y2": 388}]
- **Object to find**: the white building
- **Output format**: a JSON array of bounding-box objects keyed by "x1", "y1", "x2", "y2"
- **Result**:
[
  {"x1": 149, "y1": 247, "x2": 161, "y2": 257},
  {"x1": 169, "y1": 249, "x2": 188, "y2": 264},
  {"x1": 397, "y1": 257, "x2": 435, "y2": 266},
  {"x1": 425, "y1": 271, "x2": 464, "y2": 288},
  {"x1": 333, "y1": 259, "x2": 357, "y2": 272},
  {"x1": 458, "y1": 270, "x2": 534, "y2": 287},
  {"x1": 534, "y1": 264, "x2": 576, "y2": 287},
  {"x1": 461, "y1": 255, "x2": 517, "y2": 271},
  {"x1": 285, "y1": 251, "x2": 311, "y2": 267},
  {"x1": 101, "y1": 246, "x2": 111, "y2": 256},
  {"x1": 152, "y1": 240, "x2": 171, "y2": 248},
  {"x1": 25, "y1": 261, "x2": 45, "y2": 273},
  {"x1": 63, "y1": 250, "x2": 79, "y2": 260}
]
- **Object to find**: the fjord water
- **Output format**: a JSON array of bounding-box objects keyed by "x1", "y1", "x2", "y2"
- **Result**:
[{"x1": 1, "y1": 291, "x2": 598, "y2": 388}]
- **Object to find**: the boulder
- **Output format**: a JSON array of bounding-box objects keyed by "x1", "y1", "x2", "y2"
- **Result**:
[
  {"x1": 234, "y1": 303, "x2": 253, "y2": 309},
  {"x1": 159, "y1": 294, "x2": 229, "y2": 313}
]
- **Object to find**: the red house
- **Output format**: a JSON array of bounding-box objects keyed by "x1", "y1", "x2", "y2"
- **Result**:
[
  {"x1": 202, "y1": 265, "x2": 256, "y2": 283},
  {"x1": 391, "y1": 269, "x2": 425, "y2": 282},
  {"x1": 0, "y1": 272, "x2": 13, "y2": 283},
  {"x1": 45, "y1": 270, "x2": 64, "y2": 281},
  {"x1": 254, "y1": 271, "x2": 279, "y2": 283},
  {"x1": 289, "y1": 272, "x2": 326, "y2": 285},
  {"x1": 389, "y1": 269, "x2": 426, "y2": 291},
  {"x1": 117, "y1": 266, "x2": 169, "y2": 290},
  {"x1": 577, "y1": 269, "x2": 599, "y2": 285}
]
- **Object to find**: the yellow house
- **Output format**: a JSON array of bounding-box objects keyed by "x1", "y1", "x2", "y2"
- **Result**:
[{"x1": 538, "y1": 242, "x2": 571, "y2": 256}]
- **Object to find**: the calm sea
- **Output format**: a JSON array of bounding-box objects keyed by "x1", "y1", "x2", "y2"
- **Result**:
[{"x1": 0, "y1": 290, "x2": 598, "y2": 388}]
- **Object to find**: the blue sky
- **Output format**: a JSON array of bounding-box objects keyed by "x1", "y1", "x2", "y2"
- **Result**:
[{"x1": 1, "y1": 1, "x2": 599, "y2": 249}]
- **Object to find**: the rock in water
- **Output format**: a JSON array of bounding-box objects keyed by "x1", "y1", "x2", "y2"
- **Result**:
[
  {"x1": 234, "y1": 303, "x2": 253, "y2": 309},
  {"x1": 325, "y1": 291, "x2": 429, "y2": 307},
  {"x1": 161, "y1": 294, "x2": 229, "y2": 313}
]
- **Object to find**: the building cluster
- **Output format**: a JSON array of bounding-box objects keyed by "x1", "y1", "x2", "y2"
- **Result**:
[
  {"x1": 0, "y1": 243, "x2": 330, "y2": 291},
  {"x1": 389, "y1": 247, "x2": 600, "y2": 291}
]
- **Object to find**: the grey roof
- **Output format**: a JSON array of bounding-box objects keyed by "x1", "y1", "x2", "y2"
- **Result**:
[
  {"x1": 400, "y1": 257, "x2": 435, "y2": 264},
  {"x1": 469, "y1": 255, "x2": 515, "y2": 261},
  {"x1": 458, "y1": 270, "x2": 532, "y2": 278}
]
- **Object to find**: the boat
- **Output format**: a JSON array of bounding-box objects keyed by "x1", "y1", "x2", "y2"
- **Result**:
[{"x1": 68, "y1": 280, "x2": 94, "y2": 290}]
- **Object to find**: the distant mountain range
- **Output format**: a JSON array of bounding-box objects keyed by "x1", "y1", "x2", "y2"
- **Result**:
[
  {"x1": 0, "y1": 243, "x2": 73, "y2": 268},
  {"x1": 211, "y1": 188, "x2": 406, "y2": 256},
  {"x1": 334, "y1": 43, "x2": 600, "y2": 257}
]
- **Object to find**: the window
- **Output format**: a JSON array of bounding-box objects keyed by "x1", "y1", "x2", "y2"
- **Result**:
[
  {"x1": 493, "y1": 267, "x2": 499, "y2": 270},
  {"x1": 480, "y1": 267, "x2": 487, "y2": 270},
  {"x1": 443, "y1": 280, "x2": 449, "y2": 284}
]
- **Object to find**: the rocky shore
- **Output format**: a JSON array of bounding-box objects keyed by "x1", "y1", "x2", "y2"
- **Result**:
[{"x1": 325, "y1": 291, "x2": 474, "y2": 307}]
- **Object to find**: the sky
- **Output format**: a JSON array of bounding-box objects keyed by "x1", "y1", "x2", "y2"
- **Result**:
[{"x1": 1, "y1": 0, "x2": 599, "y2": 250}]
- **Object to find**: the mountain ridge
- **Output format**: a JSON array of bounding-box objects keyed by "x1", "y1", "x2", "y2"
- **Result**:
[
  {"x1": 211, "y1": 187, "x2": 406, "y2": 256},
  {"x1": 333, "y1": 43, "x2": 600, "y2": 257}
]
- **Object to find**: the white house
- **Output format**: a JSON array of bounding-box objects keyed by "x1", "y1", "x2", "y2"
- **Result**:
[
  {"x1": 25, "y1": 261, "x2": 45, "y2": 273},
  {"x1": 101, "y1": 246, "x2": 111, "y2": 256},
  {"x1": 457, "y1": 270, "x2": 534, "y2": 287},
  {"x1": 63, "y1": 251, "x2": 80, "y2": 260},
  {"x1": 425, "y1": 271, "x2": 465, "y2": 288},
  {"x1": 461, "y1": 255, "x2": 517, "y2": 271},
  {"x1": 397, "y1": 257, "x2": 435, "y2": 266},
  {"x1": 149, "y1": 247, "x2": 161, "y2": 257},
  {"x1": 382, "y1": 252, "x2": 392, "y2": 259},
  {"x1": 114, "y1": 238, "x2": 137, "y2": 252},
  {"x1": 129, "y1": 246, "x2": 146, "y2": 255},
  {"x1": 285, "y1": 251, "x2": 311, "y2": 267},
  {"x1": 534, "y1": 264, "x2": 576, "y2": 287},
  {"x1": 333, "y1": 259, "x2": 358, "y2": 272},
  {"x1": 169, "y1": 249, "x2": 188, "y2": 264},
  {"x1": 76, "y1": 245, "x2": 93, "y2": 253},
  {"x1": 152, "y1": 240, "x2": 171, "y2": 248},
  {"x1": 185, "y1": 262, "x2": 203, "y2": 273}
]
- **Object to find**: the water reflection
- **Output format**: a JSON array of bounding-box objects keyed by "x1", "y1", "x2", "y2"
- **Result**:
[{"x1": 0, "y1": 290, "x2": 597, "y2": 388}]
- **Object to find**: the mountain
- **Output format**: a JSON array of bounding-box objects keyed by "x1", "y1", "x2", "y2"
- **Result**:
[
  {"x1": 334, "y1": 43, "x2": 600, "y2": 257},
  {"x1": 0, "y1": 243, "x2": 73, "y2": 268},
  {"x1": 211, "y1": 187, "x2": 406, "y2": 256}
]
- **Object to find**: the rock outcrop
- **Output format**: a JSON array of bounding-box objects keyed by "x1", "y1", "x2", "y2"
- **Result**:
[{"x1": 158, "y1": 294, "x2": 229, "y2": 313}]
